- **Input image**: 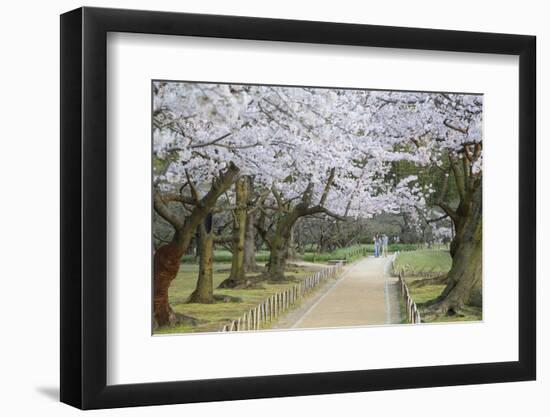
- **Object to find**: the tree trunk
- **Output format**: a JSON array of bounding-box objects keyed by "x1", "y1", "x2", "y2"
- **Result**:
[
  {"x1": 188, "y1": 216, "x2": 215, "y2": 303},
  {"x1": 153, "y1": 163, "x2": 240, "y2": 327},
  {"x1": 229, "y1": 177, "x2": 248, "y2": 280},
  {"x1": 265, "y1": 214, "x2": 297, "y2": 281},
  {"x1": 267, "y1": 234, "x2": 291, "y2": 281},
  {"x1": 263, "y1": 173, "x2": 341, "y2": 281},
  {"x1": 319, "y1": 237, "x2": 331, "y2": 253},
  {"x1": 153, "y1": 228, "x2": 197, "y2": 327},
  {"x1": 287, "y1": 225, "x2": 297, "y2": 260},
  {"x1": 219, "y1": 177, "x2": 249, "y2": 288},
  {"x1": 432, "y1": 184, "x2": 482, "y2": 313},
  {"x1": 243, "y1": 211, "x2": 260, "y2": 272}
]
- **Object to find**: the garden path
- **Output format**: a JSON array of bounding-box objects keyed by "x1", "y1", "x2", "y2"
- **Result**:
[{"x1": 291, "y1": 256, "x2": 401, "y2": 329}]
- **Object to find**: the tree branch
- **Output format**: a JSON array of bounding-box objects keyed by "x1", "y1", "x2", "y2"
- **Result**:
[
  {"x1": 436, "y1": 202, "x2": 458, "y2": 223},
  {"x1": 444, "y1": 119, "x2": 468, "y2": 134},
  {"x1": 448, "y1": 154, "x2": 465, "y2": 200},
  {"x1": 427, "y1": 213, "x2": 449, "y2": 223},
  {"x1": 302, "y1": 205, "x2": 347, "y2": 222},
  {"x1": 271, "y1": 186, "x2": 285, "y2": 210},
  {"x1": 153, "y1": 192, "x2": 184, "y2": 230},
  {"x1": 185, "y1": 170, "x2": 201, "y2": 203},
  {"x1": 188, "y1": 132, "x2": 232, "y2": 149},
  {"x1": 214, "y1": 236, "x2": 233, "y2": 244},
  {"x1": 319, "y1": 168, "x2": 336, "y2": 206}
]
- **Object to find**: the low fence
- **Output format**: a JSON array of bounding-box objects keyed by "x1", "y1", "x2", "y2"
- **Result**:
[
  {"x1": 220, "y1": 262, "x2": 344, "y2": 332},
  {"x1": 398, "y1": 271, "x2": 422, "y2": 324},
  {"x1": 344, "y1": 246, "x2": 370, "y2": 263},
  {"x1": 394, "y1": 264, "x2": 443, "y2": 278},
  {"x1": 392, "y1": 252, "x2": 422, "y2": 324}
]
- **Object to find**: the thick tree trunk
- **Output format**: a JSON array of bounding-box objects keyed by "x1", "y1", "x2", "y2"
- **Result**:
[
  {"x1": 153, "y1": 163, "x2": 240, "y2": 327},
  {"x1": 267, "y1": 234, "x2": 291, "y2": 281},
  {"x1": 432, "y1": 185, "x2": 482, "y2": 313},
  {"x1": 153, "y1": 239, "x2": 188, "y2": 327},
  {"x1": 188, "y1": 216, "x2": 215, "y2": 303},
  {"x1": 219, "y1": 177, "x2": 249, "y2": 288},
  {"x1": 265, "y1": 214, "x2": 297, "y2": 281},
  {"x1": 264, "y1": 173, "x2": 341, "y2": 281},
  {"x1": 243, "y1": 211, "x2": 260, "y2": 272}
]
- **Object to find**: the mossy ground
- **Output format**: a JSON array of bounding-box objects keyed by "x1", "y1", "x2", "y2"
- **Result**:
[
  {"x1": 395, "y1": 250, "x2": 482, "y2": 323},
  {"x1": 154, "y1": 262, "x2": 321, "y2": 334}
]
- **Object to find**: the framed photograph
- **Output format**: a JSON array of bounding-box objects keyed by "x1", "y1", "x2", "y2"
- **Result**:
[{"x1": 60, "y1": 6, "x2": 536, "y2": 409}]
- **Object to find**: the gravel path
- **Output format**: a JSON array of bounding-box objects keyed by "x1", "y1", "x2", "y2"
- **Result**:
[{"x1": 290, "y1": 256, "x2": 401, "y2": 329}]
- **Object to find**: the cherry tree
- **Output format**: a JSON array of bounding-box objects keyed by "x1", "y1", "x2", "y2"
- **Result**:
[
  {"x1": 368, "y1": 91, "x2": 483, "y2": 313},
  {"x1": 243, "y1": 86, "x2": 428, "y2": 281},
  {"x1": 152, "y1": 81, "x2": 478, "y2": 326}
]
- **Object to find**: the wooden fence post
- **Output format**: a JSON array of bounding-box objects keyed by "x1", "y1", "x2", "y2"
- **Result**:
[{"x1": 220, "y1": 259, "x2": 352, "y2": 333}]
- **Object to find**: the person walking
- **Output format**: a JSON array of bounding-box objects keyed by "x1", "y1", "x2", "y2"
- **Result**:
[
  {"x1": 382, "y1": 234, "x2": 389, "y2": 257},
  {"x1": 373, "y1": 234, "x2": 379, "y2": 258}
]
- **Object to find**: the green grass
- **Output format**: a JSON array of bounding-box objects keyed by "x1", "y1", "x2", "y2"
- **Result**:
[
  {"x1": 301, "y1": 245, "x2": 371, "y2": 263},
  {"x1": 395, "y1": 250, "x2": 481, "y2": 323},
  {"x1": 301, "y1": 243, "x2": 426, "y2": 263},
  {"x1": 394, "y1": 249, "x2": 452, "y2": 276},
  {"x1": 154, "y1": 262, "x2": 322, "y2": 334},
  {"x1": 181, "y1": 250, "x2": 271, "y2": 264},
  {"x1": 388, "y1": 243, "x2": 426, "y2": 252},
  {"x1": 400, "y1": 278, "x2": 481, "y2": 323},
  {"x1": 179, "y1": 244, "x2": 425, "y2": 265}
]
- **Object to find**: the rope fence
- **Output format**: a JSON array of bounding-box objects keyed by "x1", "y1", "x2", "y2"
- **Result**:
[
  {"x1": 392, "y1": 252, "x2": 422, "y2": 324},
  {"x1": 398, "y1": 271, "x2": 422, "y2": 324},
  {"x1": 219, "y1": 262, "x2": 344, "y2": 332}
]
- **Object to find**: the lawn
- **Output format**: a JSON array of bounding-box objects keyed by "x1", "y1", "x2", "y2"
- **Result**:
[
  {"x1": 394, "y1": 250, "x2": 482, "y2": 323},
  {"x1": 301, "y1": 245, "x2": 371, "y2": 263},
  {"x1": 300, "y1": 243, "x2": 423, "y2": 263},
  {"x1": 155, "y1": 262, "x2": 323, "y2": 335},
  {"x1": 178, "y1": 243, "x2": 424, "y2": 265},
  {"x1": 181, "y1": 250, "x2": 271, "y2": 264},
  {"x1": 394, "y1": 249, "x2": 452, "y2": 276}
]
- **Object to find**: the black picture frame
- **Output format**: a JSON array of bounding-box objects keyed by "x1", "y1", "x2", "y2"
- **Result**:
[{"x1": 60, "y1": 6, "x2": 536, "y2": 410}]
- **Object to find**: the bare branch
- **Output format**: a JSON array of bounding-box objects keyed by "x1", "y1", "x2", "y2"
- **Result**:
[
  {"x1": 188, "y1": 132, "x2": 232, "y2": 149},
  {"x1": 443, "y1": 119, "x2": 468, "y2": 134},
  {"x1": 214, "y1": 236, "x2": 233, "y2": 244},
  {"x1": 319, "y1": 168, "x2": 336, "y2": 206},
  {"x1": 185, "y1": 170, "x2": 201, "y2": 203},
  {"x1": 427, "y1": 213, "x2": 449, "y2": 223},
  {"x1": 436, "y1": 202, "x2": 458, "y2": 224},
  {"x1": 271, "y1": 186, "x2": 285, "y2": 210},
  {"x1": 153, "y1": 192, "x2": 184, "y2": 230}
]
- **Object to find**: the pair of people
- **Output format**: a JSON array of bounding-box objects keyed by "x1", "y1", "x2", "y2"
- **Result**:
[{"x1": 373, "y1": 233, "x2": 389, "y2": 258}]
